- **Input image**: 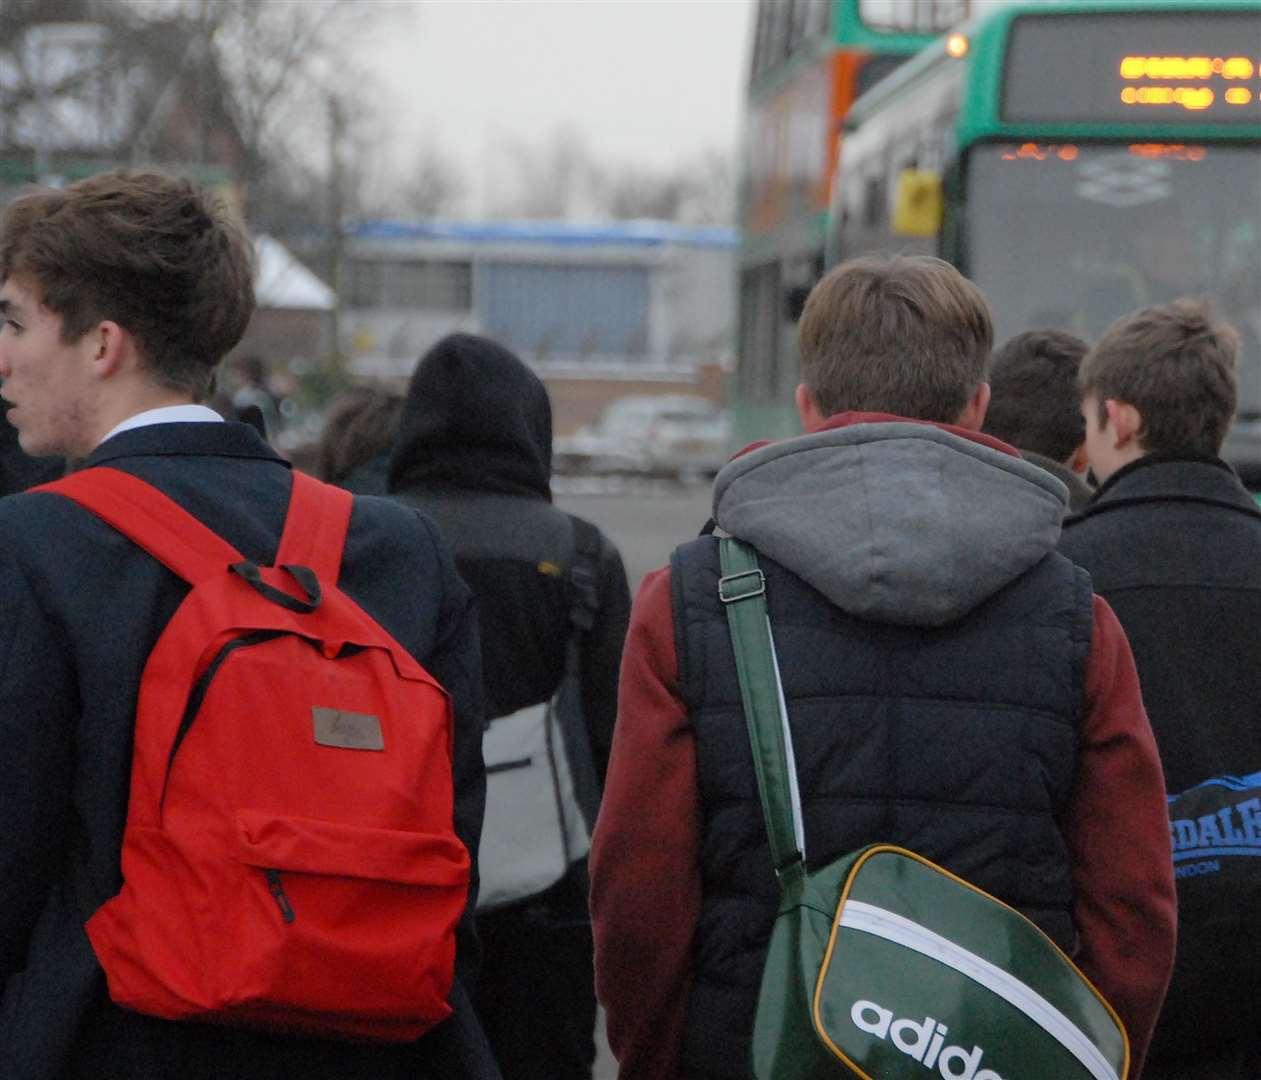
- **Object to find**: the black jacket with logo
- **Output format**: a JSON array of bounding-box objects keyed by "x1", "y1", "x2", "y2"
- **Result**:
[
  {"x1": 1058, "y1": 451, "x2": 1261, "y2": 1077},
  {"x1": 1058, "y1": 452, "x2": 1261, "y2": 795}
]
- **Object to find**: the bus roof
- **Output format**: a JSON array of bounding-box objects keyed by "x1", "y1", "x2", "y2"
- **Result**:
[{"x1": 844, "y1": 0, "x2": 1261, "y2": 142}]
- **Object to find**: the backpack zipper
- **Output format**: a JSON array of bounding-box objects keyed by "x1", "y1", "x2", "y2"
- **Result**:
[
  {"x1": 159, "y1": 630, "x2": 285, "y2": 816},
  {"x1": 264, "y1": 868, "x2": 295, "y2": 923}
]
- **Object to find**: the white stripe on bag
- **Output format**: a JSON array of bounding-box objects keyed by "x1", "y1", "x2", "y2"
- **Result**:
[
  {"x1": 839, "y1": 900, "x2": 1118, "y2": 1080},
  {"x1": 766, "y1": 618, "x2": 806, "y2": 860}
]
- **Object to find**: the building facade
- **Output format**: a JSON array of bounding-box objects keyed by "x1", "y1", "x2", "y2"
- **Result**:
[{"x1": 342, "y1": 220, "x2": 736, "y2": 434}]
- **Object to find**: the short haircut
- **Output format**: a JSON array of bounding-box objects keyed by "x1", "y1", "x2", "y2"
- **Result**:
[
  {"x1": 983, "y1": 329, "x2": 1089, "y2": 462},
  {"x1": 798, "y1": 254, "x2": 993, "y2": 423},
  {"x1": 317, "y1": 385, "x2": 405, "y2": 484},
  {"x1": 1079, "y1": 299, "x2": 1238, "y2": 455},
  {"x1": 235, "y1": 354, "x2": 267, "y2": 386},
  {"x1": 0, "y1": 169, "x2": 255, "y2": 398}
]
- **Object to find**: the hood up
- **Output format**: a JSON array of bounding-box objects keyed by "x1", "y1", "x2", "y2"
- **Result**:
[
  {"x1": 388, "y1": 333, "x2": 553, "y2": 500},
  {"x1": 713, "y1": 420, "x2": 1068, "y2": 627}
]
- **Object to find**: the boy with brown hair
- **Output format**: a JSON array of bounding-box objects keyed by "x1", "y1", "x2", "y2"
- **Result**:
[
  {"x1": 983, "y1": 329, "x2": 1094, "y2": 511},
  {"x1": 1075, "y1": 299, "x2": 1238, "y2": 481},
  {"x1": 0, "y1": 170, "x2": 497, "y2": 1080},
  {"x1": 1059, "y1": 299, "x2": 1261, "y2": 1080},
  {"x1": 793, "y1": 252, "x2": 994, "y2": 426},
  {"x1": 592, "y1": 254, "x2": 1176, "y2": 1080}
]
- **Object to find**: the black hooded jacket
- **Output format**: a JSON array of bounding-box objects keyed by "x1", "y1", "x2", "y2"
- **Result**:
[{"x1": 388, "y1": 334, "x2": 630, "y2": 783}]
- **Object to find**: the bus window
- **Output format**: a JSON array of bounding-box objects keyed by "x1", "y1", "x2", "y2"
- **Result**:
[
  {"x1": 782, "y1": 253, "x2": 823, "y2": 324},
  {"x1": 805, "y1": 0, "x2": 830, "y2": 39},
  {"x1": 964, "y1": 143, "x2": 1261, "y2": 415},
  {"x1": 859, "y1": 0, "x2": 970, "y2": 34},
  {"x1": 863, "y1": 174, "x2": 886, "y2": 229},
  {"x1": 765, "y1": 0, "x2": 791, "y2": 72},
  {"x1": 750, "y1": 1, "x2": 776, "y2": 83},
  {"x1": 856, "y1": 54, "x2": 910, "y2": 100},
  {"x1": 789, "y1": 0, "x2": 828, "y2": 50},
  {"x1": 785, "y1": 0, "x2": 805, "y2": 55}
]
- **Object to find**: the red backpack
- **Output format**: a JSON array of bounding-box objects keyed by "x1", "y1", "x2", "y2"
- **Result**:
[{"x1": 39, "y1": 466, "x2": 470, "y2": 1042}]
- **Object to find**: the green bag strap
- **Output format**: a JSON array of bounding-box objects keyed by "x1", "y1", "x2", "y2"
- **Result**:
[{"x1": 719, "y1": 537, "x2": 806, "y2": 887}]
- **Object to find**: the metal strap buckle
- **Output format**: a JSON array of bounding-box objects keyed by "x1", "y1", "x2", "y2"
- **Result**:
[
  {"x1": 718, "y1": 568, "x2": 766, "y2": 604},
  {"x1": 775, "y1": 853, "x2": 805, "y2": 881}
]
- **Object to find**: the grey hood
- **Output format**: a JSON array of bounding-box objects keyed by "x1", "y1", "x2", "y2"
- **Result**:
[{"x1": 713, "y1": 422, "x2": 1068, "y2": 627}]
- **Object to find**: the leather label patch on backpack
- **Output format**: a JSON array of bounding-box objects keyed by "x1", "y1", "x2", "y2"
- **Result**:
[{"x1": 312, "y1": 707, "x2": 385, "y2": 751}]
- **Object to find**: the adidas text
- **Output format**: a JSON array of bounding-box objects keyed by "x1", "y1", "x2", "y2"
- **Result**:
[{"x1": 851, "y1": 999, "x2": 1006, "y2": 1080}]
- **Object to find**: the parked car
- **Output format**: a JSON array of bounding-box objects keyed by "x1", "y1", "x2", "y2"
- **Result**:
[{"x1": 554, "y1": 395, "x2": 731, "y2": 478}]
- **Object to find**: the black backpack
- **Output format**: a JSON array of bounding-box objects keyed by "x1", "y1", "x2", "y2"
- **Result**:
[{"x1": 475, "y1": 514, "x2": 603, "y2": 910}]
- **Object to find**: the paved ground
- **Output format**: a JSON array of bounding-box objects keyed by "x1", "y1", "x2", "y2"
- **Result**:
[
  {"x1": 554, "y1": 479, "x2": 715, "y2": 1080},
  {"x1": 556, "y1": 477, "x2": 715, "y2": 592}
]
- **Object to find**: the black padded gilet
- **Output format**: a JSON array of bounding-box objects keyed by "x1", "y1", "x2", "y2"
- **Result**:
[{"x1": 670, "y1": 536, "x2": 1092, "y2": 1080}]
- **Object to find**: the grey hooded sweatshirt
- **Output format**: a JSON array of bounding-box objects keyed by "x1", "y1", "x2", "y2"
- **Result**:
[{"x1": 713, "y1": 420, "x2": 1070, "y2": 626}]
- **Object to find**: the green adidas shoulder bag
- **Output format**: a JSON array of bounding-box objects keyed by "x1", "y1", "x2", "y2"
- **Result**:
[{"x1": 718, "y1": 537, "x2": 1130, "y2": 1080}]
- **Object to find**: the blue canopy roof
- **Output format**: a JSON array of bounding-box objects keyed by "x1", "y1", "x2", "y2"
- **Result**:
[{"x1": 347, "y1": 219, "x2": 738, "y2": 250}]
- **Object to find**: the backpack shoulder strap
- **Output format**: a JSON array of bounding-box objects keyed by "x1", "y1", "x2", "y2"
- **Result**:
[
  {"x1": 274, "y1": 471, "x2": 352, "y2": 583},
  {"x1": 550, "y1": 513, "x2": 607, "y2": 832},
  {"x1": 566, "y1": 514, "x2": 603, "y2": 633},
  {"x1": 34, "y1": 467, "x2": 244, "y2": 585}
]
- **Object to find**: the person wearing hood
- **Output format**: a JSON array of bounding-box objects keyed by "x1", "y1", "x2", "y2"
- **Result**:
[
  {"x1": 590, "y1": 255, "x2": 1175, "y2": 1080},
  {"x1": 388, "y1": 334, "x2": 631, "y2": 1080}
]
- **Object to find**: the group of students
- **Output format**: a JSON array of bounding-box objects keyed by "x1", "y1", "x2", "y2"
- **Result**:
[
  {"x1": 0, "y1": 167, "x2": 1254, "y2": 1080},
  {"x1": 980, "y1": 307, "x2": 1261, "y2": 1079},
  {"x1": 591, "y1": 264, "x2": 1260, "y2": 1080}
]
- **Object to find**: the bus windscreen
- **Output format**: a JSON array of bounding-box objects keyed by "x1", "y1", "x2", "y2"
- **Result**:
[
  {"x1": 966, "y1": 142, "x2": 1261, "y2": 415},
  {"x1": 1003, "y1": 12, "x2": 1261, "y2": 124}
]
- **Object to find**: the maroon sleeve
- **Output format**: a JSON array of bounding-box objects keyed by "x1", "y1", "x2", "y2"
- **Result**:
[
  {"x1": 590, "y1": 566, "x2": 700, "y2": 1080},
  {"x1": 1065, "y1": 595, "x2": 1177, "y2": 1078}
]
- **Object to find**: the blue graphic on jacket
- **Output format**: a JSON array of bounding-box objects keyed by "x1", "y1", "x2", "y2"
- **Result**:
[{"x1": 1168, "y1": 770, "x2": 1261, "y2": 875}]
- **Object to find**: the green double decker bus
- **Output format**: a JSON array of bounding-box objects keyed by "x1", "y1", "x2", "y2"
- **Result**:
[
  {"x1": 827, "y1": 0, "x2": 1261, "y2": 477},
  {"x1": 734, "y1": 0, "x2": 971, "y2": 447}
]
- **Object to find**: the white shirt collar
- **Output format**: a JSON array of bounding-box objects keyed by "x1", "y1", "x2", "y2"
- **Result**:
[{"x1": 99, "y1": 404, "x2": 224, "y2": 447}]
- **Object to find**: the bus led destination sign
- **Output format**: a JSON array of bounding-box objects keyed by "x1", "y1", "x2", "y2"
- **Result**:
[
  {"x1": 1003, "y1": 12, "x2": 1261, "y2": 124},
  {"x1": 1121, "y1": 54, "x2": 1257, "y2": 113}
]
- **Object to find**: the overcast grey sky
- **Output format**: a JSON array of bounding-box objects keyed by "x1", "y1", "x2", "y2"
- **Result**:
[{"x1": 364, "y1": 0, "x2": 754, "y2": 213}]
